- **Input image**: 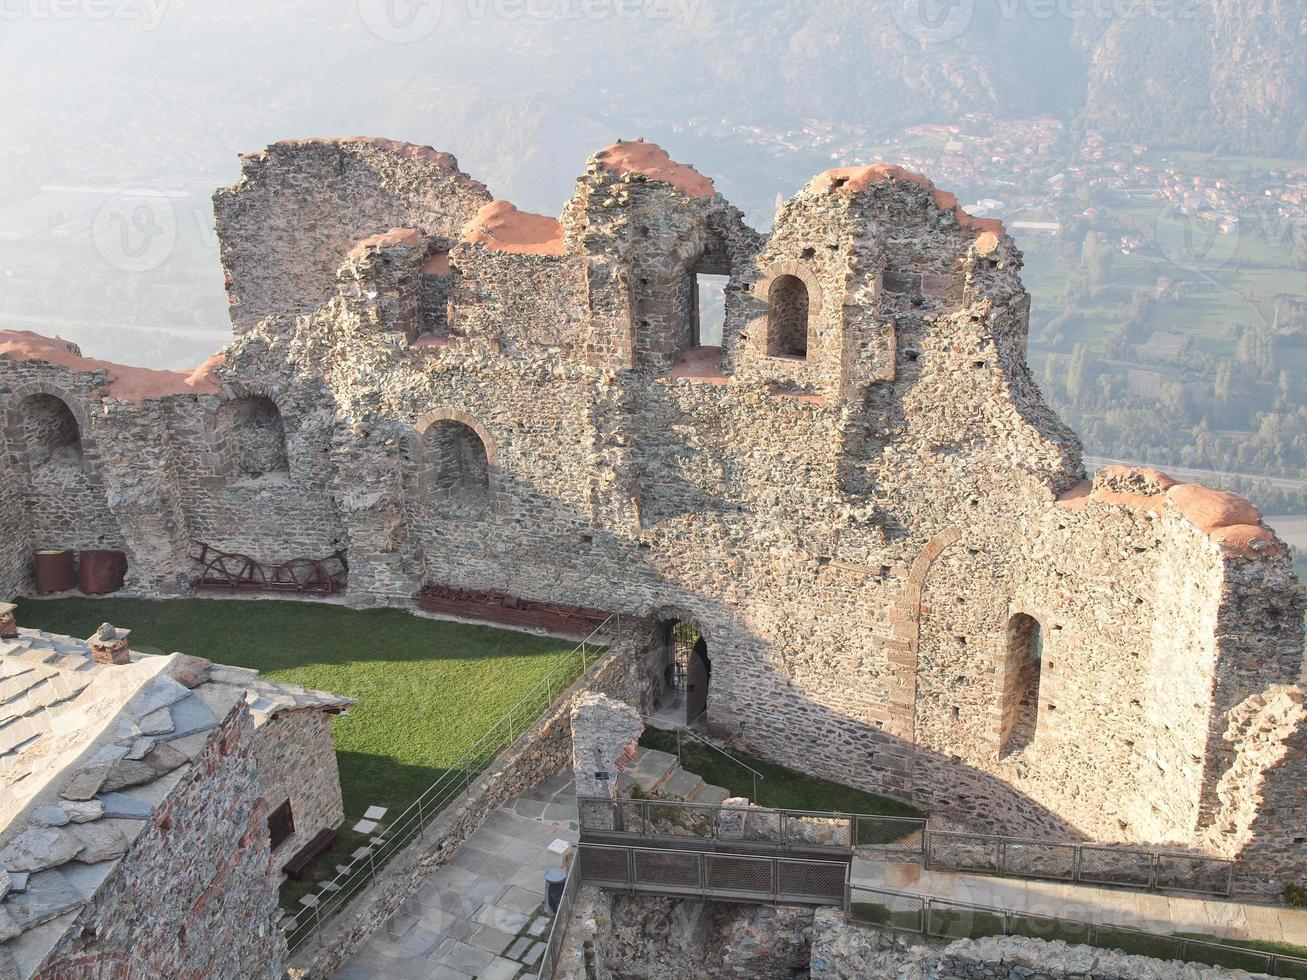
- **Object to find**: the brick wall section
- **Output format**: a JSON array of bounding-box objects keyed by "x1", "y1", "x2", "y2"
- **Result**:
[
  {"x1": 256, "y1": 710, "x2": 347, "y2": 882},
  {"x1": 35, "y1": 703, "x2": 287, "y2": 978},
  {"x1": 2, "y1": 140, "x2": 1304, "y2": 896}
]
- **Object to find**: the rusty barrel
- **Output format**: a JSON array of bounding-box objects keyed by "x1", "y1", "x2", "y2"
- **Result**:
[
  {"x1": 78, "y1": 549, "x2": 127, "y2": 595},
  {"x1": 34, "y1": 549, "x2": 77, "y2": 593}
]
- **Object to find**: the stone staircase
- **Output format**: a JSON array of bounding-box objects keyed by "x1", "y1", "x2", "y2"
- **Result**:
[{"x1": 619, "y1": 746, "x2": 733, "y2": 807}]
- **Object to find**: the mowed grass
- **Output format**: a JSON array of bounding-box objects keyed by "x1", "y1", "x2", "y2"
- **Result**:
[{"x1": 15, "y1": 597, "x2": 582, "y2": 827}]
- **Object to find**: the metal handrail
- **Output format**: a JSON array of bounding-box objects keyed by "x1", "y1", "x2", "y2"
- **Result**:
[
  {"x1": 284, "y1": 614, "x2": 623, "y2": 953},
  {"x1": 846, "y1": 884, "x2": 1307, "y2": 976},
  {"x1": 925, "y1": 829, "x2": 1236, "y2": 896},
  {"x1": 672, "y1": 724, "x2": 766, "y2": 803},
  {"x1": 536, "y1": 861, "x2": 579, "y2": 980},
  {"x1": 578, "y1": 794, "x2": 874, "y2": 852},
  {"x1": 577, "y1": 796, "x2": 1233, "y2": 898}
]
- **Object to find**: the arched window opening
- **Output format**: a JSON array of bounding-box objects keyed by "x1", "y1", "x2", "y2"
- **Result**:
[
  {"x1": 22, "y1": 394, "x2": 83, "y2": 472},
  {"x1": 219, "y1": 396, "x2": 288, "y2": 480},
  {"x1": 1000, "y1": 613, "x2": 1044, "y2": 757},
  {"x1": 651, "y1": 619, "x2": 710, "y2": 727},
  {"x1": 767, "y1": 274, "x2": 810, "y2": 358},
  {"x1": 421, "y1": 419, "x2": 489, "y2": 504}
]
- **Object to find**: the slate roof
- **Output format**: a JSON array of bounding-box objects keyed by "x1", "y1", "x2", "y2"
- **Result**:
[{"x1": 0, "y1": 626, "x2": 351, "y2": 978}]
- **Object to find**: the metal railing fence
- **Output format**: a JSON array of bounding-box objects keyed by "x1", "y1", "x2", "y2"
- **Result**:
[
  {"x1": 580, "y1": 797, "x2": 1233, "y2": 897},
  {"x1": 284, "y1": 615, "x2": 623, "y2": 953},
  {"x1": 535, "y1": 861, "x2": 579, "y2": 980},
  {"x1": 925, "y1": 830, "x2": 1235, "y2": 896},
  {"x1": 577, "y1": 842, "x2": 849, "y2": 906},
  {"x1": 671, "y1": 724, "x2": 766, "y2": 803},
  {"x1": 846, "y1": 885, "x2": 1307, "y2": 979},
  {"x1": 579, "y1": 795, "x2": 882, "y2": 852}
]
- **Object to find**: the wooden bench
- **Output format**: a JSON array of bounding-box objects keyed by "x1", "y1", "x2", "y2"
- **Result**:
[{"x1": 282, "y1": 828, "x2": 337, "y2": 880}]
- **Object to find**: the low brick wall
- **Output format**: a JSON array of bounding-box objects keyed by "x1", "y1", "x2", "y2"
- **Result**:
[{"x1": 287, "y1": 642, "x2": 641, "y2": 978}]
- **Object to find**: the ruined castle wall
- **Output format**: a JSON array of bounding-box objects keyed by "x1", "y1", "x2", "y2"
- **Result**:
[
  {"x1": 36, "y1": 704, "x2": 286, "y2": 978},
  {"x1": 1, "y1": 371, "x2": 126, "y2": 559},
  {"x1": 169, "y1": 359, "x2": 342, "y2": 570},
  {"x1": 3, "y1": 144, "x2": 1302, "y2": 892},
  {"x1": 448, "y1": 248, "x2": 591, "y2": 353},
  {"x1": 1205, "y1": 684, "x2": 1307, "y2": 895},
  {"x1": 214, "y1": 139, "x2": 492, "y2": 334},
  {"x1": 0, "y1": 471, "x2": 26, "y2": 598}
]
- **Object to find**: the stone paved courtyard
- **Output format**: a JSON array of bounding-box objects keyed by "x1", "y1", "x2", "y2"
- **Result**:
[{"x1": 335, "y1": 770, "x2": 577, "y2": 979}]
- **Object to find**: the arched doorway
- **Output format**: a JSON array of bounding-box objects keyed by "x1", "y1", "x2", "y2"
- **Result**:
[{"x1": 654, "y1": 619, "x2": 711, "y2": 726}]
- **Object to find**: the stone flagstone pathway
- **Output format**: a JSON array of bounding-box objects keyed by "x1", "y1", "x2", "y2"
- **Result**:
[{"x1": 334, "y1": 770, "x2": 578, "y2": 980}]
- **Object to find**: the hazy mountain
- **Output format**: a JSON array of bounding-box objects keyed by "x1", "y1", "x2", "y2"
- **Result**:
[{"x1": 1076, "y1": 0, "x2": 1307, "y2": 156}]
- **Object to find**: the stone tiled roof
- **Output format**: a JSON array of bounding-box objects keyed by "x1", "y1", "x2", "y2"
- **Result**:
[{"x1": 0, "y1": 627, "x2": 352, "y2": 978}]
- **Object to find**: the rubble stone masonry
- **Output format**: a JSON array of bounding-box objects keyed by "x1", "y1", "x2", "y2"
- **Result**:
[
  {"x1": 1, "y1": 137, "x2": 1303, "y2": 896},
  {"x1": 34, "y1": 703, "x2": 286, "y2": 977}
]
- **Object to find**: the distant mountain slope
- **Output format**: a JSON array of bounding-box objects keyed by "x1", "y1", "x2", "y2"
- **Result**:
[{"x1": 1076, "y1": 0, "x2": 1307, "y2": 155}]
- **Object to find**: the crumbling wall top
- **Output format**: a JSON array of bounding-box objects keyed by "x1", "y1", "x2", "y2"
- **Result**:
[
  {"x1": 0, "y1": 330, "x2": 223, "y2": 404},
  {"x1": 1057, "y1": 464, "x2": 1286, "y2": 559},
  {"x1": 591, "y1": 140, "x2": 716, "y2": 199},
  {"x1": 460, "y1": 201, "x2": 566, "y2": 256},
  {"x1": 344, "y1": 227, "x2": 425, "y2": 264},
  {"x1": 255, "y1": 136, "x2": 486, "y2": 193},
  {"x1": 806, "y1": 164, "x2": 1005, "y2": 235}
]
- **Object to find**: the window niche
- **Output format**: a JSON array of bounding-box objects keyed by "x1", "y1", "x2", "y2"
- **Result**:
[
  {"x1": 766, "y1": 274, "x2": 811, "y2": 358},
  {"x1": 417, "y1": 249, "x2": 458, "y2": 342},
  {"x1": 21, "y1": 393, "x2": 83, "y2": 473},
  {"x1": 217, "y1": 396, "x2": 289, "y2": 482},
  {"x1": 682, "y1": 235, "x2": 733, "y2": 353},
  {"x1": 418, "y1": 418, "x2": 490, "y2": 507},
  {"x1": 268, "y1": 799, "x2": 295, "y2": 851},
  {"x1": 999, "y1": 612, "x2": 1044, "y2": 757}
]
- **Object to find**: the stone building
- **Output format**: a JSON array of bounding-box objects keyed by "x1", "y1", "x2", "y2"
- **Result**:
[
  {"x1": 0, "y1": 610, "x2": 350, "y2": 977},
  {"x1": 0, "y1": 137, "x2": 1302, "y2": 895}
]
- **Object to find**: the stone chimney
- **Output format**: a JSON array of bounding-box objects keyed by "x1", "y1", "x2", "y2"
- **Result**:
[
  {"x1": 0, "y1": 603, "x2": 17, "y2": 640},
  {"x1": 88, "y1": 623, "x2": 131, "y2": 666}
]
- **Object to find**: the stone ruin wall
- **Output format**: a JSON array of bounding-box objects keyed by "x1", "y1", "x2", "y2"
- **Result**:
[
  {"x1": 35, "y1": 702, "x2": 286, "y2": 978},
  {"x1": 254, "y1": 709, "x2": 347, "y2": 884},
  {"x1": 0, "y1": 137, "x2": 1303, "y2": 895}
]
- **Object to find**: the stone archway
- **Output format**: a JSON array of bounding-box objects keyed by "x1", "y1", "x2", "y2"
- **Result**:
[{"x1": 647, "y1": 613, "x2": 712, "y2": 728}]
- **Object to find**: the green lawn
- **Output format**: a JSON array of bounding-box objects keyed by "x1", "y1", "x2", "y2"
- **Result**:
[
  {"x1": 639, "y1": 727, "x2": 923, "y2": 818},
  {"x1": 1176, "y1": 932, "x2": 1307, "y2": 965},
  {"x1": 16, "y1": 597, "x2": 584, "y2": 909}
]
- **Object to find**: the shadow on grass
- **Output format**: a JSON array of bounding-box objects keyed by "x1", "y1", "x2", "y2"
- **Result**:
[{"x1": 640, "y1": 728, "x2": 924, "y2": 818}]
